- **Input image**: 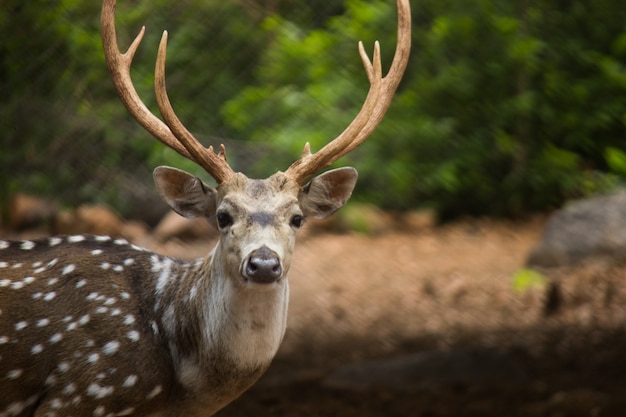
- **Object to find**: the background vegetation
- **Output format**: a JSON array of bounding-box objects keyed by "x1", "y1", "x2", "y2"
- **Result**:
[{"x1": 2, "y1": 0, "x2": 626, "y2": 222}]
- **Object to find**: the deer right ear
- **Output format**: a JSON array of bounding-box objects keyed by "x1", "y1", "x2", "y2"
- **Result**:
[
  {"x1": 153, "y1": 166, "x2": 218, "y2": 219},
  {"x1": 298, "y1": 167, "x2": 358, "y2": 219}
]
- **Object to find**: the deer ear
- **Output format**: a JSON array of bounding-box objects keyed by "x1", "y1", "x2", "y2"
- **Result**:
[
  {"x1": 298, "y1": 167, "x2": 358, "y2": 219},
  {"x1": 153, "y1": 166, "x2": 217, "y2": 219}
]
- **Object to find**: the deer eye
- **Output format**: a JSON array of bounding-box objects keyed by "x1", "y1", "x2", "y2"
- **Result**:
[
  {"x1": 216, "y1": 212, "x2": 233, "y2": 229},
  {"x1": 290, "y1": 215, "x2": 305, "y2": 228}
]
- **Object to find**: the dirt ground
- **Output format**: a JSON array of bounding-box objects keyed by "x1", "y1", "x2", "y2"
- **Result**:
[{"x1": 202, "y1": 217, "x2": 626, "y2": 417}]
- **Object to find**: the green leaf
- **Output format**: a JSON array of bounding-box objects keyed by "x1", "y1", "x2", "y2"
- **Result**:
[{"x1": 512, "y1": 269, "x2": 547, "y2": 294}]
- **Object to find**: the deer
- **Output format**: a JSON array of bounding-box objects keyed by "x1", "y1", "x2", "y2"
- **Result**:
[{"x1": 0, "y1": 0, "x2": 410, "y2": 415}]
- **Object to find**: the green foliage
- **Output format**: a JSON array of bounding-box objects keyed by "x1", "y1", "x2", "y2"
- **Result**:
[
  {"x1": 3, "y1": 0, "x2": 626, "y2": 220},
  {"x1": 224, "y1": 0, "x2": 626, "y2": 217},
  {"x1": 1, "y1": 0, "x2": 268, "y2": 217},
  {"x1": 512, "y1": 268, "x2": 547, "y2": 294}
]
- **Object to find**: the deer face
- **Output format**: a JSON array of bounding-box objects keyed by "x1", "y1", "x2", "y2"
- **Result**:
[{"x1": 153, "y1": 166, "x2": 357, "y2": 287}]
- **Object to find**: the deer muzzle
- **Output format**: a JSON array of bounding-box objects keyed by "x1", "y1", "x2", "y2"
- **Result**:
[{"x1": 242, "y1": 246, "x2": 283, "y2": 284}]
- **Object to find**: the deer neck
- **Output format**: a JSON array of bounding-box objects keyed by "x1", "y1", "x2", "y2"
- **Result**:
[{"x1": 152, "y1": 243, "x2": 289, "y2": 398}]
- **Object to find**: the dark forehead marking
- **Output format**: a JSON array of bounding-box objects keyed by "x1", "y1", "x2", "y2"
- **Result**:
[
  {"x1": 247, "y1": 179, "x2": 273, "y2": 198},
  {"x1": 249, "y1": 212, "x2": 275, "y2": 227}
]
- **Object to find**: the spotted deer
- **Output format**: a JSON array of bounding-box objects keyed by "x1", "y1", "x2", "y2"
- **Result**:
[{"x1": 0, "y1": 0, "x2": 410, "y2": 415}]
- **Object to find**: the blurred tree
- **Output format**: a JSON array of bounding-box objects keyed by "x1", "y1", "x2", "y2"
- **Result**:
[
  {"x1": 2, "y1": 0, "x2": 626, "y2": 221},
  {"x1": 224, "y1": 0, "x2": 626, "y2": 217}
]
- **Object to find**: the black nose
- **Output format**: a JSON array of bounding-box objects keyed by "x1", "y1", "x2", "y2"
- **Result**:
[{"x1": 244, "y1": 246, "x2": 282, "y2": 284}]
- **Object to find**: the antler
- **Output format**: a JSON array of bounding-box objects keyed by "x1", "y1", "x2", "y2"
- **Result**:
[
  {"x1": 284, "y1": 0, "x2": 412, "y2": 184},
  {"x1": 101, "y1": 0, "x2": 235, "y2": 183}
]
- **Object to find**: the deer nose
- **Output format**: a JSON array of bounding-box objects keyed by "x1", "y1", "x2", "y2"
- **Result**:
[{"x1": 244, "y1": 246, "x2": 282, "y2": 284}]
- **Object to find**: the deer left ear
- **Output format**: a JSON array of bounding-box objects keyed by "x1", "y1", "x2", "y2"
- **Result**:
[
  {"x1": 153, "y1": 166, "x2": 218, "y2": 219},
  {"x1": 298, "y1": 167, "x2": 358, "y2": 219}
]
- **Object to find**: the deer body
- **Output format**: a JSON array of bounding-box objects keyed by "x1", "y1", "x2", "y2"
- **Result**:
[
  {"x1": 0, "y1": 235, "x2": 282, "y2": 416},
  {"x1": 0, "y1": 171, "x2": 352, "y2": 416},
  {"x1": 1, "y1": 0, "x2": 410, "y2": 414}
]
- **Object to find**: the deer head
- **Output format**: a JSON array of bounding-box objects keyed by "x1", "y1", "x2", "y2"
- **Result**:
[{"x1": 101, "y1": 0, "x2": 411, "y2": 287}]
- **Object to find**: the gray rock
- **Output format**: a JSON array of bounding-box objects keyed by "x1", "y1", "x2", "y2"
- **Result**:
[
  {"x1": 322, "y1": 347, "x2": 528, "y2": 391},
  {"x1": 528, "y1": 190, "x2": 626, "y2": 267}
]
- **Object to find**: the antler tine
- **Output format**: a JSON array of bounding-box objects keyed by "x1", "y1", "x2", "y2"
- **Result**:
[
  {"x1": 155, "y1": 32, "x2": 235, "y2": 183},
  {"x1": 284, "y1": 0, "x2": 412, "y2": 184},
  {"x1": 101, "y1": 0, "x2": 234, "y2": 183}
]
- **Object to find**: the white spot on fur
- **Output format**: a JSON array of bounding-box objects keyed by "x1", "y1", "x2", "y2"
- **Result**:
[
  {"x1": 10, "y1": 281, "x2": 24, "y2": 290},
  {"x1": 102, "y1": 341, "x2": 120, "y2": 356},
  {"x1": 178, "y1": 357, "x2": 204, "y2": 391},
  {"x1": 37, "y1": 318, "x2": 50, "y2": 327},
  {"x1": 127, "y1": 330, "x2": 140, "y2": 342},
  {"x1": 123, "y1": 315, "x2": 135, "y2": 325},
  {"x1": 31, "y1": 344, "x2": 44, "y2": 354},
  {"x1": 100, "y1": 262, "x2": 111, "y2": 270},
  {"x1": 154, "y1": 258, "x2": 175, "y2": 295},
  {"x1": 151, "y1": 321, "x2": 160, "y2": 336},
  {"x1": 57, "y1": 362, "x2": 70, "y2": 373},
  {"x1": 146, "y1": 385, "x2": 163, "y2": 400},
  {"x1": 94, "y1": 405, "x2": 106, "y2": 416},
  {"x1": 95, "y1": 236, "x2": 111, "y2": 242},
  {"x1": 62, "y1": 264, "x2": 75, "y2": 275},
  {"x1": 6, "y1": 369, "x2": 23, "y2": 379},
  {"x1": 21, "y1": 241, "x2": 35, "y2": 250},
  {"x1": 48, "y1": 398, "x2": 63, "y2": 409},
  {"x1": 91, "y1": 249, "x2": 103, "y2": 255},
  {"x1": 0, "y1": 241, "x2": 9, "y2": 250},
  {"x1": 87, "y1": 382, "x2": 114, "y2": 399},
  {"x1": 48, "y1": 278, "x2": 59, "y2": 286},
  {"x1": 0, "y1": 279, "x2": 11, "y2": 287},
  {"x1": 76, "y1": 279, "x2": 87, "y2": 289},
  {"x1": 2, "y1": 401, "x2": 24, "y2": 416},
  {"x1": 189, "y1": 285, "x2": 198, "y2": 301},
  {"x1": 122, "y1": 374, "x2": 138, "y2": 388},
  {"x1": 50, "y1": 333, "x2": 63, "y2": 344},
  {"x1": 44, "y1": 292, "x2": 57, "y2": 301},
  {"x1": 15, "y1": 321, "x2": 28, "y2": 331},
  {"x1": 68, "y1": 235, "x2": 85, "y2": 243},
  {"x1": 87, "y1": 353, "x2": 100, "y2": 364},
  {"x1": 63, "y1": 383, "x2": 77, "y2": 395},
  {"x1": 114, "y1": 238, "x2": 128, "y2": 245},
  {"x1": 123, "y1": 258, "x2": 135, "y2": 266},
  {"x1": 0, "y1": 336, "x2": 8, "y2": 344},
  {"x1": 49, "y1": 237, "x2": 62, "y2": 246}
]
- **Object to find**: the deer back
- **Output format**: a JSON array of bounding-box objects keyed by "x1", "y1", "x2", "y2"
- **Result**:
[{"x1": 0, "y1": 235, "x2": 187, "y2": 415}]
